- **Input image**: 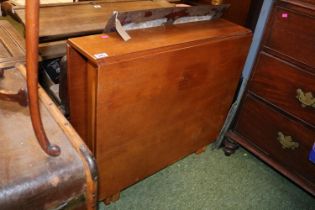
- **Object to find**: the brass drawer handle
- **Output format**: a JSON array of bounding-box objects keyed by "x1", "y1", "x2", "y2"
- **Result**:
[
  {"x1": 277, "y1": 132, "x2": 299, "y2": 150},
  {"x1": 296, "y1": 89, "x2": 315, "y2": 108},
  {"x1": 212, "y1": 0, "x2": 224, "y2": 5}
]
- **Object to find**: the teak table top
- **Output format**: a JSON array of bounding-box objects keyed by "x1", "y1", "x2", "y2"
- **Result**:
[{"x1": 14, "y1": 0, "x2": 173, "y2": 42}]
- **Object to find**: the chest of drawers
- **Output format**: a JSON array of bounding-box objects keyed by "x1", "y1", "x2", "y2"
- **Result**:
[
  {"x1": 67, "y1": 19, "x2": 251, "y2": 203},
  {"x1": 226, "y1": 0, "x2": 315, "y2": 195}
]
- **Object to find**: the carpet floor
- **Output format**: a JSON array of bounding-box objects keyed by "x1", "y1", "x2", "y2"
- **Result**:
[{"x1": 99, "y1": 146, "x2": 314, "y2": 210}]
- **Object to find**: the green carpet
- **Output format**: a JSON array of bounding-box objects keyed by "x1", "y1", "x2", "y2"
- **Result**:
[{"x1": 99, "y1": 146, "x2": 314, "y2": 210}]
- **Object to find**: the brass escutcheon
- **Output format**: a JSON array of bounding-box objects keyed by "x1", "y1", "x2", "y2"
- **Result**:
[
  {"x1": 212, "y1": 0, "x2": 224, "y2": 5},
  {"x1": 277, "y1": 132, "x2": 299, "y2": 150},
  {"x1": 296, "y1": 88, "x2": 315, "y2": 108}
]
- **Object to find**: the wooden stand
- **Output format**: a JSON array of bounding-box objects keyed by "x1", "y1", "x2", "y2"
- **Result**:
[{"x1": 222, "y1": 138, "x2": 239, "y2": 156}]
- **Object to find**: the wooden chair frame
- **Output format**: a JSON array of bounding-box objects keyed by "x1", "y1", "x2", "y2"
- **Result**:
[{"x1": 25, "y1": 0, "x2": 61, "y2": 156}]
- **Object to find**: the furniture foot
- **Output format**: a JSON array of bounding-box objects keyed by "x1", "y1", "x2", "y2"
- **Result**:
[
  {"x1": 195, "y1": 146, "x2": 207, "y2": 155},
  {"x1": 0, "y1": 88, "x2": 28, "y2": 107},
  {"x1": 104, "y1": 192, "x2": 120, "y2": 205},
  {"x1": 223, "y1": 138, "x2": 239, "y2": 156}
]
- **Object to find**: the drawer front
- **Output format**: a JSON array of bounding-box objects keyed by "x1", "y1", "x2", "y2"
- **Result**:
[
  {"x1": 249, "y1": 52, "x2": 315, "y2": 126},
  {"x1": 264, "y1": 2, "x2": 315, "y2": 71},
  {"x1": 235, "y1": 95, "x2": 315, "y2": 184}
]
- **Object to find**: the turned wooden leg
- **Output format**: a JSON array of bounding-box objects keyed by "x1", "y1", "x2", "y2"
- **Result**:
[
  {"x1": 223, "y1": 138, "x2": 239, "y2": 156},
  {"x1": 104, "y1": 192, "x2": 120, "y2": 205},
  {"x1": 195, "y1": 145, "x2": 207, "y2": 155}
]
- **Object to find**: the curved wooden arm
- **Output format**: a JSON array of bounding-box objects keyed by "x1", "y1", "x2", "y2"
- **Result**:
[{"x1": 26, "y1": 0, "x2": 60, "y2": 156}]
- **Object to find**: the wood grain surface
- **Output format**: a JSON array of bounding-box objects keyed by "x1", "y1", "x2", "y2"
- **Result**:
[
  {"x1": 68, "y1": 19, "x2": 251, "y2": 201},
  {"x1": 263, "y1": 1, "x2": 315, "y2": 72},
  {"x1": 68, "y1": 19, "x2": 251, "y2": 65},
  {"x1": 249, "y1": 52, "x2": 315, "y2": 127},
  {"x1": 14, "y1": 0, "x2": 174, "y2": 42},
  {"x1": 183, "y1": 0, "x2": 251, "y2": 25},
  {"x1": 11, "y1": 0, "x2": 74, "y2": 6},
  {"x1": 0, "y1": 20, "x2": 25, "y2": 70}
]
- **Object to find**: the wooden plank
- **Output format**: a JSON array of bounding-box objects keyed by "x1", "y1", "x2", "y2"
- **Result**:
[
  {"x1": 39, "y1": 40, "x2": 67, "y2": 60},
  {"x1": 10, "y1": 0, "x2": 150, "y2": 7},
  {"x1": 0, "y1": 20, "x2": 25, "y2": 69},
  {"x1": 183, "y1": 0, "x2": 251, "y2": 25},
  {"x1": 14, "y1": 0, "x2": 174, "y2": 42},
  {"x1": 69, "y1": 19, "x2": 251, "y2": 65},
  {"x1": 11, "y1": 0, "x2": 74, "y2": 6}
]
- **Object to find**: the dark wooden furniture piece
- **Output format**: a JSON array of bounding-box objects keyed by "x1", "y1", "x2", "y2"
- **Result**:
[
  {"x1": 67, "y1": 19, "x2": 251, "y2": 203},
  {"x1": 225, "y1": 0, "x2": 315, "y2": 196}
]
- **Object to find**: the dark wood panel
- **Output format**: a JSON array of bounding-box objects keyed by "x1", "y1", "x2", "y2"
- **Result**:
[
  {"x1": 234, "y1": 95, "x2": 315, "y2": 185},
  {"x1": 283, "y1": 0, "x2": 315, "y2": 7},
  {"x1": 183, "y1": 0, "x2": 251, "y2": 25},
  {"x1": 67, "y1": 46, "x2": 89, "y2": 147},
  {"x1": 263, "y1": 1, "x2": 315, "y2": 71},
  {"x1": 223, "y1": 0, "x2": 251, "y2": 25},
  {"x1": 249, "y1": 52, "x2": 315, "y2": 127}
]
